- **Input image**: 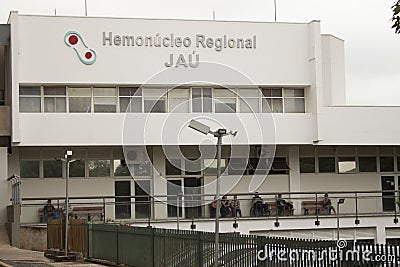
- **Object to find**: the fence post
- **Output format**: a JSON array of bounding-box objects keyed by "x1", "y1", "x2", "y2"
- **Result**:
[{"x1": 150, "y1": 226, "x2": 155, "y2": 267}]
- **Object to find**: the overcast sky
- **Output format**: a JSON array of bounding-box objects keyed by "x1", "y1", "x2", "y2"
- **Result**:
[{"x1": 1, "y1": 0, "x2": 399, "y2": 105}]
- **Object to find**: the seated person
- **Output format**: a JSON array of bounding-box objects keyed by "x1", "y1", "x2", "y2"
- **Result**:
[
  {"x1": 209, "y1": 197, "x2": 220, "y2": 218},
  {"x1": 43, "y1": 199, "x2": 55, "y2": 222},
  {"x1": 220, "y1": 195, "x2": 231, "y2": 218},
  {"x1": 322, "y1": 193, "x2": 336, "y2": 214},
  {"x1": 230, "y1": 195, "x2": 242, "y2": 217},
  {"x1": 276, "y1": 194, "x2": 293, "y2": 215},
  {"x1": 252, "y1": 192, "x2": 268, "y2": 216}
]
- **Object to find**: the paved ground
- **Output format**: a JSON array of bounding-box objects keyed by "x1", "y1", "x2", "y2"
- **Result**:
[{"x1": 0, "y1": 245, "x2": 104, "y2": 267}]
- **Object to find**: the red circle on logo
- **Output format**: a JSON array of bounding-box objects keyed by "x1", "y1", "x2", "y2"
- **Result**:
[
  {"x1": 68, "y1": 35, "x2": 78, "y2": 45},
  {"x1": 85, "y1": 52, "x2": 92, "y2": 59}
]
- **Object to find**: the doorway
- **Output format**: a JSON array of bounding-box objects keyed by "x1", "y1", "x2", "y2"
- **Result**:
[
  {"x1": 381, "y1": 176, "x2": 396, "y2": 212},
  {"x1": 115, "y1": 181, "x2": 131, "y2": 219}
]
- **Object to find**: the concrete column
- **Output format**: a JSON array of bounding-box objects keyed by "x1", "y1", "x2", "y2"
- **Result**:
[
  {"x1": 0, "y1": 147, "x2": 9, "y2": 225},
  {"x1": 152, "y1": 146, "x2": 167, "y2": 219},
  {"x1": 376, "y1": 225, "x2": 386, "y2": 244},
  {"x1": 288, "y1": 146, "x2": 301, "y2": 215}
]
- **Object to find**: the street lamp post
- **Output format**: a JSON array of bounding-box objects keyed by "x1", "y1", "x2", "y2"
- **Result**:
[
  {"x1": 188, "y1": 120, "x2": 236, "y2": 267},
  {"x1": 336, "y1": 198, "x2": 345, "y2": 240},
  {"x1": 60, "y1": 150, "x2": 76, "y2": 256}
]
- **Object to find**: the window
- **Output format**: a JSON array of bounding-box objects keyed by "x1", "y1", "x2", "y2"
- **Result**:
[
  {"x1": 261, "y1": 88, "x2": 305, "y2": 113},
  {"x1": 19, "y1": 86, "x2": 41, "y2": 112},
  {"x1": 143, "y1": 88, "x2": 166, "y2": 113},
  {"x1": 184, "y1": 159, "x2": 201, "y2": 175},
  {"x1": 238, "y1": 88, "x2": 260, "y2": 113},
  {"x1": 43, "y1": 160, "x2": 62, "y2": 178},
  {"x1": 300, "y1": 158, "x2": 315, "y2": 173},
  {"x1": 338, "y1": 157, "x2": 356, "y2": 174},
  {"x1": 380, "y1": 157, "x2": 394, "y2": 172},
  {"x1": 114, "y1": 159, "x2": 130, "y2": 177},
  {"x1": 168, "y1": 88, "x2": 190, "y2": 113},
  {"x1": 283, "y1": 89, "x2": 305, "y2": 113},
  {"x1": 89, "y1": 160, "x2": 111, "y2": 177},
  {"x1": 192, "y1": 87, "x2": 212, "y2": 112},
  {"x1": 204, "y1": 159, "x2": 226, "y2": 175},
  {"x1": 166, "y1": 159, "x2": 182, "y2": 176},
  {"x1": 119, "y1": 87, "x2": 142, "y2": 113},
  {"x1": 359, "y1": 157, "x2": 377, "y2": 172},
  {"x1": 132, "y1": 161, "x2": 151, "y2": 177},
  {"x1": 270, "y1": 157, "x2": 290, "y2": 175},
  {"x1": 262, "y1": 88, "x2": 283, "y2": 113},
  {"x1": 93, "y1": 88, "x2": 117, "y2": 113},
  {"x1": 68, "y1": 88, "x2": 91, "y2": 113},
  {"x1": 43, "y1": 87, "x2": 66, "y2": 113},
  {"x1": 318, "y1": 157, "x2": 335, "y2": 173},
  {"x1": 70, "y1": 160, "x2": 85, "y2": 177},
  {"x1": 228, "y1": 158, "x2": 268, "y2": 175},
  {"x1": 20, "y1": 160, "x2": 40, "y2": 178},
  {"x1": 214, "y1": 88, "x2": 236, "y2": 113}
]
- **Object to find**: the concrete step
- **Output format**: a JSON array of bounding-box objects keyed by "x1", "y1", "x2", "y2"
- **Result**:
[{"x1": 0, "y1": 225, "x2": 10, "y2": 245}]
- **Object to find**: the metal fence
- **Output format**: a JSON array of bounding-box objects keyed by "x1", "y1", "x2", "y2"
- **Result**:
[{"x1": 86, "y1": 224, "x2": 400, "y2": 267}]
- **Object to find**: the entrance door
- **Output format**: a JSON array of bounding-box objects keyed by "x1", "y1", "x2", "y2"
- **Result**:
[
  {"x1": 115, "y1": 181, "x2": 131, "y2": 219},
  {"x1": 184, "y1": 178, "x2": 202, "y2": 218},
  {"x1": 381, "y1": 176, "x2": 395, "y2": 212},
  {"x1": 134, "y1": 180, "x2": 151, "y2": 219},
  {"x1": 167, "y1": 179, "x2": 183, "y2": 218}
]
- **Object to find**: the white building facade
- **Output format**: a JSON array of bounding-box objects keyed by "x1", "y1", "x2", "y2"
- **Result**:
[{"x1": 1, "y1": 12, "x2": 400, "y2": 244}]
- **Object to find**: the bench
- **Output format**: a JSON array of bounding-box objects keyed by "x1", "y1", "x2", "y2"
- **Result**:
[
  {"x1": 302, "y1": 200, "x2": 329, "y2": 215},
  {"x1": 266, "y1": 201, "x2": 294, "y2": 216},
  {"x1": 70, "y1": 206, "x2": 104, "y2": 221}
]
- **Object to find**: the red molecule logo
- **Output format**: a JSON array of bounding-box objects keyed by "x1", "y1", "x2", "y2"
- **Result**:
[
  {"x1": 85, "y1": 52, "x2": 92, "y2": 59},
  {"x1": 68, "y1": 35, "x2": 78, "y2": 45}
]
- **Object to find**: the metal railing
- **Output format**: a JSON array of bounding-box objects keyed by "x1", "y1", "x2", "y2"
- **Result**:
[{"x1": 20, "y1": 189, "x2": 400, "y2": 225}]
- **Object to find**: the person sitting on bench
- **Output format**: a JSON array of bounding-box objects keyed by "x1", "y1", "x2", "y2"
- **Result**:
[
  {"x1": 322, "y1": 193, "x2": 336, "y2": 214},
  {"x1": 252, "y1": 192, "x2": 268, "y2": 216},
  {"x1": 43, "y1": 199, "x2": 55, "y2": 222},
  {"x1": 276, "y1": 194, "x2": 293, "y2": 215}
]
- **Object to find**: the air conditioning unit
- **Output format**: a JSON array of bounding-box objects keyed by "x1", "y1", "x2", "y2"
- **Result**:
[{"x1": 125, "y1": 146, "x2": 144, "y2": 164}]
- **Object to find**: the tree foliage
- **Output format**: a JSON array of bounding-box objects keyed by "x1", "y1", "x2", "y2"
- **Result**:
[{"x1": 392, "y1": 0, "x2": 400, "y2": 33}]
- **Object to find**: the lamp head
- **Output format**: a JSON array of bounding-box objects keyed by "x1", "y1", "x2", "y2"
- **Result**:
[{"x1": 188, "y1": 120, "x2": 210, "y2": 135}]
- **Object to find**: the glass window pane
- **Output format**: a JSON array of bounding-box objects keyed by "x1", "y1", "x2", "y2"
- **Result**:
[
  {"x1": 119, "y1": 87, "x2": 141, "y2": 96},
  {"x1": 192, "y1": 98, "x2": 202, "y2": 112},
  {"x1": 43, "y1": 160, "x2": 62, "y2": 178},
  {"x1": 238, "y1": 88, "x2": 259, "y2": 97},
  {"x1": 166, "y1": 159, "x2": 181, "y2": 176},
  {"x1": 214, "y1": 88, "x2": 236, "y2": 97},
  {"x1": 284, "y1": 89, "x2": 304, "y2": 97},
  {"x1": 93, "y1": 88, "x2": 117, "y2": 96},
  {"x1": 114, "y1": 159, "x2": 130, "y2": 176},
  {"x1": 338, "y1": 157, "x2": 356, "y2": 173},
  {"x1": 20, "y1": 160, "x2": 40, "y2": 178},
  {"x1": 143, "y1": 88, "x2": 166, "y2": 97},
  {"x1": 144, "y1": 99, "x2": 165, "y2": 113},
  {"x1": 204, "y1": 159, "x2": 226, "y2": 175},
  {"x1": 185, "y1": 160, "x2": 201, "y2": 175},
  {"x1": 69, "y1": 97, "x2": 91, "y2": 113},
  {"x1": 380, "y1": 157, "x2": 394, "y2": 172},
  {"x1": 19, "y1": 97, "x2": 41, "y2": 112},
  {"x1": 271, "y1": 99, "x2": 283, "y2": 113},
  {"x1": 168, "y1": 89, "x2": 189, "y2": 98},
  {"x1": 262, "y1": 88, "x2": 271, "y2": 97},
  {"x1": 120, "y1": 97, "x2": 130, "y2": 112},
  {"x1": 20, "y1": 86, "x2": 40, "y2": 96},
  {"x1": 68, "y1": 88, "x2": 91, "y2": 96},
  {"x1": 203, "y1": 88, "x2": 212, "y2": 98},
  {"x1": 70, "y1": 160, "x2": 85, "y2": 177},
  {"x1": 300, "y1": 158, "x2": 315, "y2": 173},
  {"x1": 133, "y1": 161, "x2": 151, "y2": 176},
  {"x1": 203, "y1": 97, "x2": 212, "y2": 113},
  {"x1": 192, "y1": 88, "x2": 201, "y2": 98},
  {"x1": 44, "y1": 97, "x2": 66, "y2": 113},
  {"x1": 89, "y1": 160, "x2": 111, "y2": 177},
  {"x1": 215, "y1": 98, "x2": 236, "y2": 113},
  {"x1": 262, "y1": 99, "x2": 272, "y2": 113},
  {"x1": 359, "y1": 157, "x2": 377, "y2": 172},
  {"x1": 240, "y1": 98, "x2": 259, "y2": 113},
  {"x1": 284, "y1": 98, "x2": 305, "y2": 113},
  {"x1": 169, "y1": 98, "x2": 189, "y2": 113},
  {"x1": 93, "y1": 97, "x2": 117, "y2": 112},
  {"x1": 318, "y1": 157, "x2": 335, "y2": 173},
  {"x1": 44, "y1": 87, "x2": 66, "y2": 95},
  {"x1": 271, "y1": 89, "x2": 283, "y2": 97}
]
